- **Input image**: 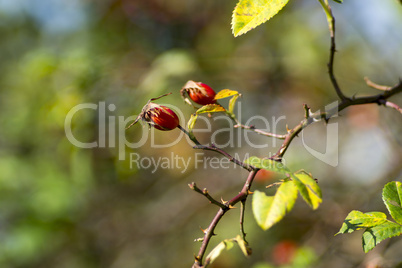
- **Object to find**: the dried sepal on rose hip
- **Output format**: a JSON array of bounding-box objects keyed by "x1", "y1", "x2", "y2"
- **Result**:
[
  {"x1": 180, "y1": 80, "x2": 217, "y2": 106},
  {"x1": 126, "y1": 93, "x2": 179, "y2": 131}
]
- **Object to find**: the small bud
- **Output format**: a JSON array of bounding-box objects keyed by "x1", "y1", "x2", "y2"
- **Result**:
[
  {"x1": 144, "y1": 103, "x2": 179, "y2": 131},
  {"x1": 181, "y1": 80, "x2": 217, "y2": 105}
]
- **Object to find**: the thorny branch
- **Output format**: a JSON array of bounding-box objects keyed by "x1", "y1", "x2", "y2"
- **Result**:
[
  {"x1": 191, "y1": 169, "x2": 259, "y2": 268},
  {"x1": 239, "y1": 200, "x2": 248, "y2": 243},
  {"x1": 233, "y1": 122, "x2": 287, "y2": 139},
  {"x1": 270, "y1": 0, "x2": 402, "y2": 161},
  {"x1": 228, "y1": 113, "x2": 287, "y2": 139},
  {"x1": 189, "y1": 1, "x2": 401, "y2": 267},
  {"x1": 188, "y1": 182, "x2": 228, "y2": 210},
  {"x1": 178, "y1": 125, "x2": 253, "y2": 171},
  {"x1": 193, "y1": 144, "x2": 253, "y2": 172},
  {"x1": 270, "y1": 80, "x2": 402, "y2": 161},
  {"x1": 325, "y1": 2, "x2": 348, "y2": 101}
]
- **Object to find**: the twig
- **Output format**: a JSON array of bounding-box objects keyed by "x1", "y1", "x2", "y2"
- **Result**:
[
  {"x1": 364, "y1": 77, "x2": 392, "y2": 91},
  {"x1": 188, "y1": 182, "x2": 228, "y2": 209},
  {"x1": 178, "y1": 125, "x2": 201, "y2": 145},
  {"x1": 303, "y1": 103, "x2": 311, "y2": 119},
  {"x1": 271, "y1": 80, "x2": 402, "y2": 161},
  {"x1": 223, "y1": 110, "x2": 287, "y2": 139},
  {"x1": 266, "y1": 181, "x2": 283, "y2": 189},
  {"x1": 193, "y1": 144, "x2": 253, "y2": 172},
  {"x1": 178, "y1": 125, "x2": 252, "y2": 171},
  {"x1": 322, "y1": 1, "x2": 349, "y2": 101},
  {"x1": 192, "y1": 169, "x2": 260, "y2": 268},
  {"x1": 233, "y1": 123, "x2": 287, "y2": 139},
  {"x1": 379, "y1": 100, "x2": 402, "y2": 114},
  {"x1": 240, "y1": 200, "x2": 248, "y2": 243}
]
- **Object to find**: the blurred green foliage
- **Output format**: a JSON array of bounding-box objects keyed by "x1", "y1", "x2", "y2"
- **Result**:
[{"x1": 0, "y1": 0, "x2": 401, "y2": 267}]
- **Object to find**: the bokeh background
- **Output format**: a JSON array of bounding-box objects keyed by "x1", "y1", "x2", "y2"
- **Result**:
[{"x1": 0, "y1": 0, "x2": 401, "y2": 267}]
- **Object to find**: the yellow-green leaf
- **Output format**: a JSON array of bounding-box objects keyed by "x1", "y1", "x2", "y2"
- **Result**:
[
  {"x1": 232, "y1": 0, "x2": 290, "y2": 37},
  {"x1": 187, "y1": 113, "x2": 198, "y2": 130},
  {"x1": 244, "y1": 156, "x2": 290, "y2": 174},
  {"x1": 252, "y1": 181, "x2": 298, "y2": 230},
  {"x1": 362, "y1": 220, "x2": 402, "y2": 253},
  {"x1": 214, "y1": 89, "x2": 239, "y2": 100},
  {"x1": 205, "y1": 236, "x2": 252, "y2": 265},
  {"x1": 196, "y1": 104, "x2": 226, "y2": 114},
  {"x1": 337, "y1": 210, "x2": 387, "y2": 235},
  {"x1": 291, "y1": 171, "x2": 322, "y2": 210},
  {"x1": 205, "y1": 238, "x2": 235, "y2": 265},
  {"x1": 187, "y1": 114, "x2": 198, "y2": 140},
  {"x1": 228, "y1": 94, "x2": 240, "y2": 114},
  {"x1": 235, "y1": 235, "x2": 252, "y2": 257},
  {"x1": 382, "y1": 181, "x2": 402, "y2": 225}
]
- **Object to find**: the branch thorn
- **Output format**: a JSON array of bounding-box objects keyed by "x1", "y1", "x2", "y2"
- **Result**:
[{"x1": 199, "y1": 227, "x2": 208, "y2": 234}]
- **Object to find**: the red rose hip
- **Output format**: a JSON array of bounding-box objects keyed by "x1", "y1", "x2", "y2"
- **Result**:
[
  {"x1": 144, "y1": 103, "x2": 179, "y2": 131},
  {"x1": 126, "y1": 93, "x2": 180, "y2": 131},
  {"x1": 181, "y1": 80, "x2": 216, "y2": 106}
]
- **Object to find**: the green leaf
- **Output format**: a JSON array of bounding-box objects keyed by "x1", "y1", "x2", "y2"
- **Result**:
[
  {"x1": 362, "y1": 220, "x2": 402, "y2": 253},
  {"x1": 228, "y1": 94, "x2": 240, "y2": 114},
  {"x1": 382, "y1": 181, "x2": 402, "y2": 225},
  {"x1": 187, "y1": 113, "x2": 198, "y2": 140},
  {"x1": 196, "y1": 104, "x2": 226, "y2": 114},
  {"x1": 290, "y1": 171, "x2": 322, "y2": 210},
  {"x1": 252, "y1": 181, "x2": 298, "y2": 230},
  {"x1": 235, "y1": 235, "x2": 252, "y2": 257},
  {"x1": 331, "y1": 0, "x2": 343, "y2": 3},
  {"x1": 187, "y1": 114, "x2": 198, "y2": 130},
  {"x1": 205, "y1": 236, "x2": 252, "y2": 264},
  {"x1": 244, "y1": 156, "x2": 290, "y2": 174},
  {"x1": 337, "y1": 210, "x2": 388, "y2": 235},
  {"x1": 232, "y1": 0, "x2": 290, "y2": 37},
  {"x1": 214, "y1": 89, "x2": 239, "y2": 100},
  {"x1": 205, "y1": 238, "x2": 235, "y2": 265}
]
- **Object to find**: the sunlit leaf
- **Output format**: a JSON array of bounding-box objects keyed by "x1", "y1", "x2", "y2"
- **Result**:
[
  {"x1": 290, "y1": 171, "x2": 322, "y2": 210},
  {"x1": 244, "y1": 156, "x2": 290, "y2": 174},
  {"x1": 235, "y1": 235, "x2": 252, "y2": 256},
  {"x1": 362, "y1": 220, "x2": 402, "y2": 253},
  {"x1": 205, "y1": 236, "x2": 252, "y2": 264},
  {"x1": 187, "y1": 113, "x2": 198, "y2": 130},
  {"x1": 382, "y1": 181, "x2": 402, "y2": 225},
  {"x1": 214, "y1": 89, "x2": 239, "y2": 100},
  {"x1": 187, "y1": 113, "x2": 198, "y2": 140},
  {"x1": 232, "y1": 0, "x2": 290, "y2": 37},
  {"x1": 336, "y1": 210, "x2": 387, "y2": 235},
  {"x1": 252, "y1": 181, "x2": 298, "y2": 230},
  {"x1": 205, "y1": 238, "x2": 235, "y2": 265},
  {"x1": 196, "y1": 104, "x2": 226, "y2": 114},
  {"x1": 228, "y1": 94, "x2": 240, "y2": 114}
]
